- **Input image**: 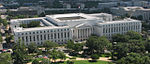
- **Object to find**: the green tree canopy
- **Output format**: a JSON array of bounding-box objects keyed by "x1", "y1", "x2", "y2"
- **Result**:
[
  {"x1": 126, "y1": 31, "x2": 142, "y2": 40},
  {"x1": 27, "y1": 42, "x2": 38, "y2": 53},
  {"x1": 116, "y1": 53, "x2": 150, "y2": 64},
  {"x1": 85, "y1": 36, "x2": 111, "y2": 54},
  {"x1": 32, "y1": 59, "x2": 40, "y2": 64},
  {"x1": 66, "y1": 40, "x2": 84, "y2": 53},
  {"x1": 91, "y1": 54, "x2": 99, "y2": 62},
  {"x1": 0, "y1": 53, "x2": 12, "y2": 64},
  {"x1": 115, "y1": 43, "x2": 129, "y2": 59},
  {"x1": 43, "y1": 41, "x2": 58, "y2": 51},
  {"x1": 0, "y1": 34, "x2": 3, "y2": 43},
  {"x1": 112, "y1": 34, "x2": 129, "y2": 42},
  {"x1": 11, "y1": 40, "x2": 28, "y2": 64},
  {"x1": 20, "y1": 21, "x2": 41, "y2": 28}
]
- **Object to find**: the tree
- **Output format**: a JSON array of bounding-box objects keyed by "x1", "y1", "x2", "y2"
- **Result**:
[
  {"x1": 11, "y1": 40, "x2": 28, "y2": 64},
  {"x1": 145, "y1": 41, "x2": 150, "y2": 52},
  {"x1": 49, "y1": 49, "x2": 59, "y2": 62},
  {"x1": 59, "y1": 51, "x2": 66, "y2": 62},
  {"x1": 27, "y1": 42, "x2": 38, "y2": 53},
  {"x1": 137, "y1": 15, "x2": 143, "y2": 20},
  {"x1": 32, "y1": 59, "x2": 40, "y2": 64},
  {"x1": 112, "y1": 34, "x2": 129, "y2": 42},
  {"x1": 1, "y1": 19, "x2": 8, "y2": 26},
  {"x1": 126, "y1": 31, "x2": 142, "y2": 40},
  {"x1": 128, "y1": 40, "x2": 145, "y2": 53},
  {"x1": 40, "y1": 58, "x2": 50, "y2": 64},
  {"x1": 91, "y1": 54, "x2": 99, "y2": 62},
  {"x1": 114, "y1": 43, "x2": 129, "y2": 59},
  {"x1": 29, "y1": 21, "x2": 41, "y2": 27},
  {"x1": 67, "y1": 60, "x2": 74, "y2": 64},
  {"x1": 5, "y1": 34, "x2": 14, "y2": 44},
  {"x1": 85, "y1": 36, "x2": 110, "y2": 54},
  {"x1": 116, "y1": 53, "x2": 150, "y2": 64},
  {"x1": 20, "y1": 21, "x2": 41, "y2": 28},
  {"x1": 66, "y1": 40, "x2": 74, "y2": 50},
  {"x1": 20, "y1": 24, "x2": 27, "y2": 28},
  {"x1": 48, "y1": 49, "x2": 66, "y2": 62},
  {"x1": 66, "y1": 40, "x2": 84, "y2": 55},
  {"x1": 114, "y1": 40, "x2": 145, "y2": 59},
  {"x1": 43, "y1": 41, "x2": 58, "y2": 52},
  {"x1": 0, "y1": 34, "x2": 3, "y2": 43},
  {"x1": 0, "y1": 53, "x2": 13, "y2": 64}
]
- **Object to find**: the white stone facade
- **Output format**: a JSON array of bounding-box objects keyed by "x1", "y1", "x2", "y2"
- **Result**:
[{"x1": 10, "y1": 13, "x2": 142, "y2": 45}]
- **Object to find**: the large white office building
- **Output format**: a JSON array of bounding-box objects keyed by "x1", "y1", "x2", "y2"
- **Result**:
[{"x1": 10, "y1": 13, "x2": 142, "y2": 45}]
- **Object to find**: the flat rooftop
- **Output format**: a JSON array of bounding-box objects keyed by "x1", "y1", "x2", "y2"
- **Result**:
[
  {"x1": 56, "y1": 16, "x2": 86, "y2": 20},
  {"x1": 46, "y1": 13, "x2": 98, "y2": 22}
]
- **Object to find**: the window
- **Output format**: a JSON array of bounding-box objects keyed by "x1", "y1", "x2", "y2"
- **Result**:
[
  {"x1": 33, "y1": 36, "x2": 35, "y2": 41},
  {"x1": 30, "y1": 36, "x2": 32, "y2": 41},
  {"x1": 64, "y1": 32, "x2": 66, "y2": 38},
  {"x1": 44, "y1": 35, "x2": 46, "y2": 40},
  {"x1": 22, "y1": 37, "x2": 24, "y2": 41},
  {"x1": 51, "y1": 34, "x2": 53, "y2": 39},
  {"x1": 68, "y1": 32, "x2": 70, "y2": 37},
  {"x1": 58, "y1": 33, "x2": 60, "y2": 39},
  {"x1": 54, "y1": 33, "x2": 56, "y2": 39},
  {"x1": 41, "y1": 35, "x2": 42, "y2": 40},
  {"x1": 37, "y1": 35, "x2": 39, "y2": 41},
  {"x1": 26, "y1": 36, "x2": 28, "y2": 42},
  {"x1": 48, "y1": 34, "x2": 50, "y2": 40},
  {"x1": 61, "y1": 33, "x2": 63, "y2": 38}
]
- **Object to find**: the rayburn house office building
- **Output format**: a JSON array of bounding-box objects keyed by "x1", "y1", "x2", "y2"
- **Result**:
[{"x1": 10, "y1": 13, "x2": 142, "y2": 45}]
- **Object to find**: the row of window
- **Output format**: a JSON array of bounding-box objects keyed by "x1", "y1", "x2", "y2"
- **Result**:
[
  {"x1": 16, "y1": 28, "x2": 70, "y2": 35},
  {"x1": 19, "y1": 32, "x2": 70, "y2": 42},
  {"x1": 103, "y1": 25, "x2": 140, "y2": 33},
  {"x1": 103, "y1": 22, "x2": 140, "y2": 27}
]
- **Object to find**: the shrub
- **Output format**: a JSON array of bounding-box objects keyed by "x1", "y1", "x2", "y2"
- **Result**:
[{"x1": 91, "y1": 54, "x2": 99, "y2": 62}]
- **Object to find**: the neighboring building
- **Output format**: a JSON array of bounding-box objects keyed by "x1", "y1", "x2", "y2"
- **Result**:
[
  {"x1": 111, "y1": 6, "x2": 150, "y2": 21},
  {"x1": 133, "y1": 1, "x2": 149, "y2": 7},
  {"x1": 8, "y1": 6, "x2": 45, "y2": 15},
  {"x1": 63, "y1": 3, "x2": 71, "y2": 9},
  {"x1": 87, "y1": 13, "x2": 113, "y2": 21},
  {"x1": 111, "y1": 7, "x2": 143, "y2": 16},
  {"x1": 10, "y1": 13, "x2": 141, "y2": 45},
  {"x1": 98, "y1": 2, "x2": 118, "y2": 9}
]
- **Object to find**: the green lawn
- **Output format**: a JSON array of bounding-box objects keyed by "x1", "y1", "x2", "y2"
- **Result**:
[
  {"x1": 73, "y1": 60, "x2": 111, "y2": 64},
  {"x1": 51, "y1": 60, "x2": 112, "y2": 64}
]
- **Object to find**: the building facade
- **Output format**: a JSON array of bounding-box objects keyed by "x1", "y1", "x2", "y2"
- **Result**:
[
  {"x1": 10, "y1": 13, "x2": 142, "y2": 45},
  {"x1": 111, "y1": 6, "x2": 150, "y2": 21}
]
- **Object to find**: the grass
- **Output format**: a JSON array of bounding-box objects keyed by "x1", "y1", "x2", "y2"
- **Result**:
[
  {"x1": 51, "y1": 60, "x2": 112, "y2": 64},
  {"x1": 73, "y1": 60, "x2": 111, "y2": 64}
]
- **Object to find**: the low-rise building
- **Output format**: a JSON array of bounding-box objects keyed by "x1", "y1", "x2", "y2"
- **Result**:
[
  {"x1": 10, "y1": 13, "x2": 141, "y2": 45},
  {"x1": 111, "y1": 6, "x2": 150, "y2": 21}
]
